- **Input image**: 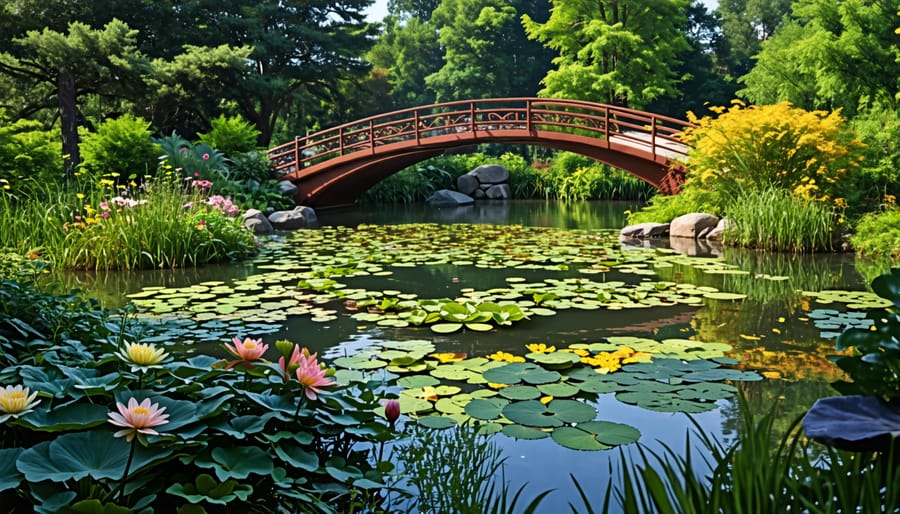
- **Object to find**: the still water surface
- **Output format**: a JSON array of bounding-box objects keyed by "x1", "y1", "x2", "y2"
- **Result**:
[{"x1": 59, "y1": 200, "x2": 875, "y2": 511}]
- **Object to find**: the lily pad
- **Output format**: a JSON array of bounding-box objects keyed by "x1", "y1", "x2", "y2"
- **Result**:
[{"x1": 502, "y1": 399, "x2": 597, "y2": 428}]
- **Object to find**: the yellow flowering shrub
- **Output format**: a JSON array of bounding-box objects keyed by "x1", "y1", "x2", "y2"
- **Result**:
[{"x1": 682, "y1": 101, "x2": 864, "y2": 208}]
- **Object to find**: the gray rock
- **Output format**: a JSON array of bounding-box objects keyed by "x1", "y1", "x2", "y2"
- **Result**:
[
  {"x1": 268, "y1": 206, "x2": 319, "y2": 230},
  {"x1": 485, "y1": 184, "x2": 511, "y2": 199},
  {"x1": 620, "y1": 222, "x2": 670, "y2": 238},
  {"x1": 670, "y1": 213, "x2": 720, "y2": 239},
  {"x1": 426, "y1": 189, "x2": 475, "y2": 206},
  {"x1": 469, "y1": 164, "x2": 509, "y2": 184},
  {"x1": 278, "y1": 180, "x2": 299, "y2": 197},
  {"x1": 705, "y1": 218, "x2": 731, "y2": 241},
  {"x1": 242, "y1": 209, "x2": 273, "y2": 235},
  {"x1": 456, "y1": 174, "x2": 480, "y2": 196},
  {"x1": 472, "y1": 188, "x2": 486, "y2": 199}
]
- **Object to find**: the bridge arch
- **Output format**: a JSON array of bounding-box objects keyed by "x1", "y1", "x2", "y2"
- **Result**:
[{"x1": 268, "y1": 98, "x2": 692, "y2": 208}]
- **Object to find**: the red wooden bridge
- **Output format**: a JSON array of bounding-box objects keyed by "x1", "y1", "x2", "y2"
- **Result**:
[{"x1": 268, "y1": 98, "x2": 692, "y2": 208}]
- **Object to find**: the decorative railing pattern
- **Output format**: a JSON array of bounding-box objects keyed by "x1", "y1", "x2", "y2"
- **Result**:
[{"x1": 268, "y1": 98, "x2": 692, "y2": 177}]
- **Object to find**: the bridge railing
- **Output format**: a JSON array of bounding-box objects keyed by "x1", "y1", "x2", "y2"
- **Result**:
[{"x1": 268, "y1": 98, "x2": 692, "y2": 176}]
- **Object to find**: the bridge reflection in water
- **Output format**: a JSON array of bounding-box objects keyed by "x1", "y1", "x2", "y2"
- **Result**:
[{"x1": 268, "y1": 98, "x2": 692, "y2": 208}]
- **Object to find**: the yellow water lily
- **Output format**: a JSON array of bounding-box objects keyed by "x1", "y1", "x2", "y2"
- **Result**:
[
  {"x1": 486, "y1": 351, "x2": 525, "y2": 363},
  {"x1": 525, "y1": 343, "x2": 556, "y2": 354},
  {"x1": 430, "y1": 352, "x2": 466, "y2": 363}
]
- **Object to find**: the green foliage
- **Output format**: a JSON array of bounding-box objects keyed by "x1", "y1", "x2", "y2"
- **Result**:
[
  {"x1": 214, "y1": 178, "x2": 293, "y2": 213},
  {"x1": 0, "y1": 280, "x2": 397, "y2": 512},
  {"x1": 394, "y1": 424, "x2": 548, "y2": 513},
  {"x1": 360, "y1": 164, "x2": 455, "y2": 204},
  {"x1": 851, "y1": 208, "x2": 900, "y2": 258},
  {"x1": 588, "y1": 394, "x2": 900, "y2": 513},
  {"x1": 832, "y1": 267, "x2": 900, "y2": 401},
  {"x1": 523, "y1": 0, "x2": 690, "y2": 108},
  {"x1": 78, "y1": 114, "x2": 159, "y2": 182},
  {"x1": 738, "y1": 0, "x2": 900, "y2": 115},
  {"x1": 225, "y1": 150, "x2": 277, "y2": 183},
  {"x1": 849, "y1": 107, "x2": 900, "y2": 204},
  {"x1": 725, "y1": 187, "x2": 841, "y2": 252},
  {"x1": 197, "y1": 114, "x2": 261, "y2": 155},
  {"x1": 0, "y1": 114, "x2": 61, "y2": 186},
  {"x1": 154, "y1": 132, "x2": 228, "y2": 182},
  {"x1": 626, "y1": 189, "x2": 713, "y2": 223},
  {"x1": 539, "y1": 153, "x2": 655, "y2": 201},
  {"x1": 0, "y1": 172, "x2": 256, "y2": 270}
]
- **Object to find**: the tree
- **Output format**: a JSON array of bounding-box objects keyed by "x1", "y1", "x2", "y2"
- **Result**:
[
  {"x1": 739, "y1": 0, "x2": 900, "y2": 115},
  {"x1": 0, "y1": 19, "x2": 148, "y2": 177},
  {"x1": 716, "y1": 0, "x2": 792, "y2": 79},
  {"x1": 523, "y1": 0, "x2": 691, "y2": 108},
  {"x1": 424, "y1": 0, "x2": 553, "y2": 102},
  {"x1": 368, "y1": 15, "x2": 443, "y2": 108},
  {"x1": 169, "y1": 0, "x2": 378, "y2": 146}
]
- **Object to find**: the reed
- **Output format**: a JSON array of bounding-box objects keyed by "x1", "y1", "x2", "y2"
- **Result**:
[
  {"x1": 726, "y1": 187, "x2": 840, "y2": 252},
  {"x1": 576, "y1": 394, "x2": 899, "y2": 513}
]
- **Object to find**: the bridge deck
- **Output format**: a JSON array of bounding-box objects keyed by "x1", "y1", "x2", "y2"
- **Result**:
[{"x1": 268, "y1": 98, "x2": 692, "y2": 207}]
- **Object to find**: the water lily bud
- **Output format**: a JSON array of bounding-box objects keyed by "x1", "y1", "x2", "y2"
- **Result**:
[
  {"x1": 383, "y1": 399, "x2": 401, "y2": 424},
  {"x1": 275, "y1": 339, "x2": 294, "y2": 359}
]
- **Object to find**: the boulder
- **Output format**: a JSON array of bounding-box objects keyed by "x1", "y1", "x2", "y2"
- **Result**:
[
  {"x1": 485, "y1": 184, "x2": 511, "y2": 199},
  {"x1": 469, "y1": 164, "x2": 509, "y2": 184},
  {"x1": 472, "y1": 188, "x2": 486, "y2": 199},
  {"x1": 670, "y1": 213, "x2": 720, "y2": 238},
  {"x1": 620, "y1": 222, "x2": 670, "y2": 238},
  {"x1": 705, "y1": 218, "x2": 731, "y2": 241},
  {"x1": 456, "y1": 174, "x2": 480, "y2": 196},
  {"x1": 278, "y1": 180, "x2": 299, "y2": 198},
  {"x1": 268, "y1": 206, "x2": 319, "y2": 230},
  {"x1": 242, "y1": 209, "x2": 273, "y2": 235},
  {"x1": 426, "y1": 189, "x2": 475, "y2": 206}
]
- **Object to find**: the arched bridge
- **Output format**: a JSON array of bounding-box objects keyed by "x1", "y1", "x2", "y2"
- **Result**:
[{"x1": 268, "y1": 98, "x2": 692, "y2": 208}]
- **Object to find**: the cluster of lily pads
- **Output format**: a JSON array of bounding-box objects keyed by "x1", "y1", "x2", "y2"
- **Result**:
[{"x1": 330, "y1": 336, "x2": 760, "y2": 451}]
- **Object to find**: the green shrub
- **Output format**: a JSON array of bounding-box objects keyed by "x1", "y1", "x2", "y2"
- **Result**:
[
  {"x1": 227, "y1": 150, "x2": 276, "y2": 183},
  {"x1": 154, "y1": 132, "x2": 229, "y2": 182},
  {"x1": 0, "y1": 114, "x2": 62, "y2": 188},
  {"x1": 198, "y1": 114, "x2": 261, "y2": 155},
  {"x1": 851, "y1": 207, "x2": 900, "y2": 258},
  {"x1": 626, "y1": 188, "x2": 714, "y2": 224},
  {"x1": 726, "y1": 187, "x2": 840, "y2": 252},
  {"x1": 78, "y1": 114, "x2": 160, "y2": 182},
  {"x1": 849, "y1": 107, "x2": 900, "y2": 211}
]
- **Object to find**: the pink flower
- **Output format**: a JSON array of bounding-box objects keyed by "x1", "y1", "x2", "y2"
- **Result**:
[
  {"x1": 99, "y1": 202, "x2": 109, "y2": 210},
  {"x1": 101, "y1": 211, "x2": 110, "y2": 219},
  {"x1": 295, "y1": 351, "x2": 335, "y2": 400},
  {"x1": 108, "y1": 397, "x2": 169, "y2": 442},
  {"x1": 383, "y1": 399, "x2": 400, "y2": 423},
  {"x1": 202, "y1": 153, "x2": 210, "y2": 160},
  {"x1": 223, "y1": 336, "x2": 269, "y2": 369}
]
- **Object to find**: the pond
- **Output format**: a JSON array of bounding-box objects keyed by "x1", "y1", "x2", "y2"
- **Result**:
[{"x1": 54, "y1": 200, "x2": 878, "y2": 512}]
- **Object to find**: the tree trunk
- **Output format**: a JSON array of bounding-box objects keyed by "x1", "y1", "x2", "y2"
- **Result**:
[{"x1": 58, "y1": 67, "x2": 79, "y2": 179}]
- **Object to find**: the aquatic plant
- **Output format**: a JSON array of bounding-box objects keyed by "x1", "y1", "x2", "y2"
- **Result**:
[{"x1": 0, "y1": 281, "x2": 398, "y2": 512}]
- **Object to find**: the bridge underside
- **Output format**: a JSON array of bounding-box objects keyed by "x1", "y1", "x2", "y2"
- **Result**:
[{"x1": 282, "y1": 129, "x2": 685, "y2": 209}]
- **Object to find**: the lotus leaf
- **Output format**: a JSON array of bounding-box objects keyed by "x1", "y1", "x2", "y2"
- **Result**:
[
  {"x1": 482, "y1": 362, "x2": 562, "y2": 385},
  {"x1": 418, "y1": 416, "x2": 458, "y2": 429},
  {"x1": 464, "y1": 398, "x2": 509, "y2": 420},
  {"x1": 502, "y1": 399, "x2": 597, "y2": 428},
  {"x1": 502, "y1": 424, "x2": 550, "y2": 440},
  {"x1": 499, "y1": 385, "x2": 542, "y2": 401}
]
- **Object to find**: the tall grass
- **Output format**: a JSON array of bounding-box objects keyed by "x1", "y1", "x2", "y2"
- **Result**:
[
  {"x1": 0, "y1": 174, "x2": 256, "y2": 270},
  {"x1": 392, "y1": 424, "x2": 549, "y2": 513},
  {"x1": 579, "y1": 394, "x2": 900, "y2": 513},
  {"x1": 725, "y1": 187, "x2": 840, "y2": 252}
]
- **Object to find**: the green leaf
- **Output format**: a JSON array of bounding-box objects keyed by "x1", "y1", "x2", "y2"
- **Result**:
[
  {"x1": 502, "y1": 399, "x2": 596, "y2": 428},
  {"x1": 273, "y1": 443, "x2": 319, "y2": 472},
  {"x1": 210, "y1": 446, "x2": 273, "y2": 481},
  {"x1": 0, "y1": 448, "x2": 24, "y2": 492}
]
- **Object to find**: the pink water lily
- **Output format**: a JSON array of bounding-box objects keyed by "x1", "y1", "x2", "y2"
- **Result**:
[
  {"x1": 383, "y1": 399, "x2": 401, "y2": 424},
  {"x1": 108, "y1": 397, "x2": 169, "y2": 442},
  {"x1": 295, "y1": 351, "x2": 335, "y2": 400},
  {"x1": 223, "y1": 336, "x2": 269, "y2": 369},
  {"x1": 279, "y1": 344, "x2": 303, "y2": 380}
]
